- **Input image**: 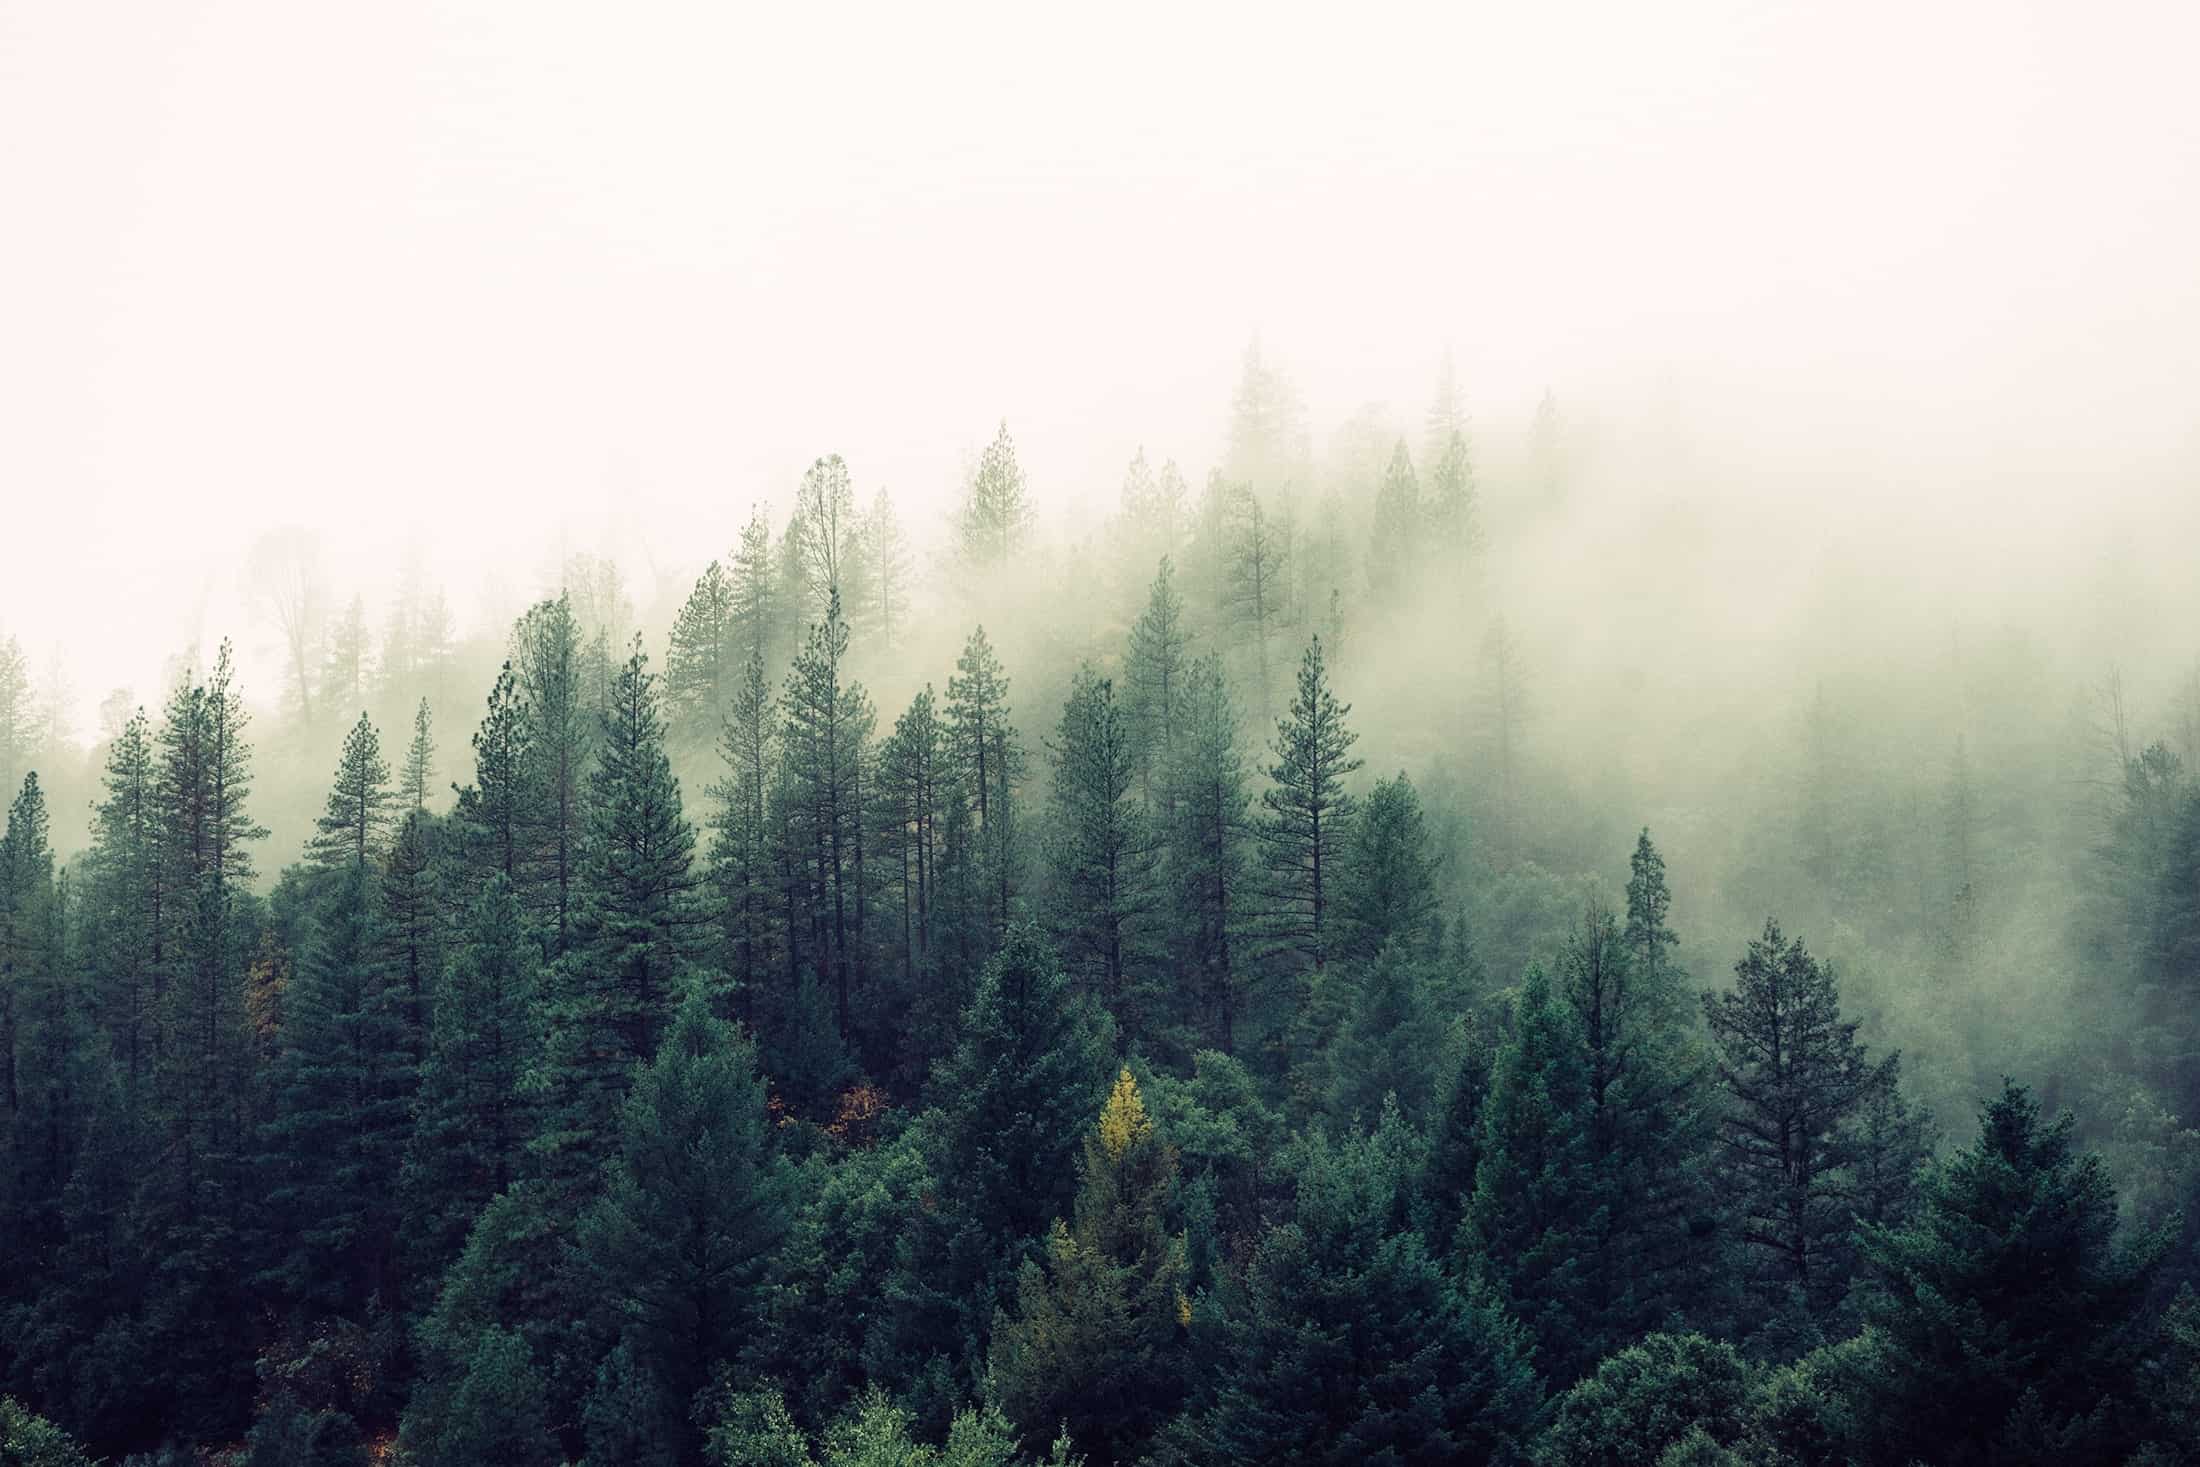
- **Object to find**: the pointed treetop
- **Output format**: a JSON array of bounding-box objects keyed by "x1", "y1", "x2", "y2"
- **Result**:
[{"x1": 1097, "y1": 1066, "x2": 1152, "y2": 1161}]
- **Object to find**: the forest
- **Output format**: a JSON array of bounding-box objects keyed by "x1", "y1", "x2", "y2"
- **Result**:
[{"x1": 3, "y1": 348, "x2": 2200, "y2": 1467}]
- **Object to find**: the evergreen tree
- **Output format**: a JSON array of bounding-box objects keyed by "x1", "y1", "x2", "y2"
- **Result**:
[
  {"x1": 512, "y1": 596, "x2": 592, "y2": 955},
  {"x1": 1844, "y1": 1082, "x2": 2167, "y2": 1466},
  {"x1": 783, "y1": 589, "x2": 875, "y2": 1040},
  {"x1": 258, "y1": 863, "x2": 413, "y2": 1313},
  {"x1": 991, "y1": 1068, "x2": 1189, "y2": 1464},
  {"x1": 1336, "y1": 772, "x2": 1441, "y2": 962},
  {"x1": 399, "y1": 876, "x2": 544, "y2": 1294},
  {"x1": 309, "y1": 712, "x2": 393, "y2": 872},
  {"x1": 83, "y1": 707, "x2": 162, "y2": 1095},
  {"x1": 537, "y1": 641, "x2": 708, "y2": 1190},
  {"x1": 1367, "y1": 441, "x2": 1423, "y2": 599},
  {"x1": 575, "y1": 994, "x2": 793, "y2": 1461},
  {"x1": 453, "y1": 664, "x2": 532, "y2": 886},
  {"x1": 667, "y1": 559, "x2": 736, "y2": 739},
  {"x1": 1225, "y1": 489, "x2": 1289, "y2": 725},
  {"x1": 1164, "y1": 656, "x2": 1252, "y2": 1053},
  {"x1": 1124, "y1": 559, "x2": 1190, "y2": 811},
  {"x1": 1259, "y1": 636, "x2": 1361, "y2": 975},
  {"x1": 1701, "y1": 920, "x2": 1884, "y2": 1317},
  {"x1": 1427, "y1": 429, "x2": 1479, "y2": 557},
  {"x1": 946, "y1": 626, "x2": 1021, "y2": 943},
  {"x1": 1171, "y1": 1116, "x2": 1539, "y2": 1467},
  {"x1": 876, "y1": 686, "x2": 948, "y2": 1071},
  {"x1": 709, "y1": 642, "x2": 781, "y2": 1021},
  {"x1": 861, "y1": 488, "x2": 912, "y2": 652},
  {"x1": 956, "y1": 421, "x2": 1033, "y2": 573},
  {"x1": 1046, "y1": 666, "x2": 1160, "y2": 1042},
  {"x1": 1462, "y1": 965, "x2": 1606, "y2": 1383},
  {"x1": 729, "y1": 505, "x2": 782, "y2": 668},
  {"x1": 0, "y1": 635, "x2": 33, "y2": 803},
  {"x1": 401, "y1": 697, "x2": 436, "y2": 813}
]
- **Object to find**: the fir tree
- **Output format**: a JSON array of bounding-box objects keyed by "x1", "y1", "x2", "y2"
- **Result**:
[
  {"x1": 956, "y1": 421, "x2": 1033, "y2": 573},
  {"x1": 452, "y1": 664, "x2": 532, "y2": 886},
  {"x1": 1336, "y1": 772, "x2": 1441, "y2": 962},
  {"x1": 512, "y1": 595, "x2": 592, "y2": 955},
  {"x1": 1259, "y1": 636, "x2": 1362, "y2": 975},
  {"x1": 666, "y1": 558, "x2": 736, "y2": 739},
  {"x1": 1124, "y1": 559, "x2": 1190, "y2": 811},
  {"x1": 401, "y1": 697, "x2": 436, "y2": 813},
  {"x1": 310, "y1": 712, "x2": 393, "y2": 872},
  {"x1": 1165, "y1": 656, "x2": 1252, "y2": 1054},
  {"x1": 709, "y1": 642, "x2": 780, "y2": 1019},
  {"x1": 991, "y1": 1068, "x2": 1189, "y2": 1463},
  {"x1": 1046, "y1": 666, "x2": 1160, "y2": 1042},
  {"x1": 782, "y1": 589, "x2": 875, "y2": 1038},
  {"x1": 946, "y1": 626, "x2": 1021, "y2": 942},
  {"x1": 1367, "y1": 440, "x2": 1423, "y2": 600}
]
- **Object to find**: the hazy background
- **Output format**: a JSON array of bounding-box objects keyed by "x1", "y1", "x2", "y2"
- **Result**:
[{"x1": 6, "y1": 0, "x2": 2200, "y2": 734}]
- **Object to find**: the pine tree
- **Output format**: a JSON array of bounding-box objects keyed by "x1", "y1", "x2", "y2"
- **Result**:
[
  {"x1": 709, "y1": 642, "x2": 780, "y2": 1020},
  {"x1": 1124, "y1": 559, "x2": 1190, "y2": 811},
  {"x1": 1846, "y1": 1083, "x2": 2167, "y2": 1466},
  {"x1": 861, "y1": 489, "x2": 912, "y2": 652},
  {"x1": 1172, "y1": 1115, "x2": 1539, "y2": 1467},
  {"x1": 83, "y1": 707, "x2": 162, "y2": 1095},
  {"x1": 1427, "y1": 429, "x2": 1480, "y2": 558},
  {"x1": 876, "y1": 687, "x2": 947, "y2": 1053},
  {"x1": 1462, "y1": 965, "x2": 1606, "y2": 1384},
  {"x1": 310, "y1": 712, "x2": 394, "y2": 872},
  {"x1": 401, "y1": 698, "x2": 436, "y2": 813},
  {"x1": 0, "y1": 634, "x2": 34, "y2": 802},
  {"x1": 729, "y1": 506, "x2": 781, "y2": 667},
  {"x1": 991, "y1": 1068, "x2": 1189, "y2": 1463},
  {"x1": 956, "y1": 421, "x2": 1033, "y2": 573},
  {"x1": 1336, "y1": 772, "x2": 1441, "y2": 962},
  {"x1": 1367, "y1": 441, "x2": 1423, "y2": 600},
  {"x1": 1045, "y1": 666, "x2": 1160, "y2": 1042},
  {"x1": 538, "y1": 641, "x2": 710, "y2": 1190},
  {"x1": 783, "y1": 590, "x2": 875, "y2": 1039},
  {"x1": 1225, "y1": 489, "x2": 1289, "y2": 725},
  {"x1": 1165, "y1": 656, "x2": 1252, "y2": 1054},
  {"x1": 794, "y1": 454, "x2": 866, "y2": 628},
  {"x1": 1701, "y1": 920, "x2": 1881, "y2": 1316},
  {"x1": 1259, "y1": 636, "x2": 1362, "y2": 975},
  {"x1": 575, "y1": 994, "x2": 793, "y2": 1461},
  {"x1": 321, "y1": 593, "x2": 372, "y2": 721},
  {"x1": 946, "y1": 626, "x2": 1022, "y2": 943},
  {"x1": 258, "y1": 863, "x2": 413, "y2": 1312},
  {"x1": 512, "y1": 596, "x2": 592, "y2": 955},
  {"x1": 452, "y1": 664, "x2": 532, "y2": 886},
  {"x1": 666, "y1": 559, "x2": 736, "y2": 739},
  {"x1": 380, "y1": 805, "x2": 441, "y2": 1054},
  {"x1": 399, "y1": 875, "x2": 544, "y2": 1292}
]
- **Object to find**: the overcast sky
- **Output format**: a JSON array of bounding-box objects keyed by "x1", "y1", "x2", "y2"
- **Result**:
[{"x1": 5, "y1": 0, "x2": 2198, "y2": 728}]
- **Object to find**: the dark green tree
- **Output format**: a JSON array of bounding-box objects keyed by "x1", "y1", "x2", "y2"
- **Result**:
[
  {"x1": 1124, "y1": 558, "x2": 1190, "y2": 811},
  {"x1": 1337, "y1": 772, "x2": 1441, "y2": 963},
  {"x1": 1164, "y1": 656, "x2": 1253, "y2": 1054},
  {"x1": 1046, "y1": 666, "x2": 1160, "y2": 1043}
]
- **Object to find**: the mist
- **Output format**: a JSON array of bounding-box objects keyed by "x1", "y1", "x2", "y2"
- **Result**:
[{"x1": 6, "y1": 2, "x2": 2200, "y2": 1462}]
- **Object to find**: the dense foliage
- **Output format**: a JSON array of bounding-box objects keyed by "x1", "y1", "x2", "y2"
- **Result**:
[{"x1": 2, "y1": 352, "x2": 2197, "y2": 1464}]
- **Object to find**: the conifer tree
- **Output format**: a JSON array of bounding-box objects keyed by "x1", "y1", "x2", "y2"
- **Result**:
[
  {"x1": 783, "y1": 589, "x2": 875, "y2": 1038},
  {"x1": 1367, "y1": 440, "x2": 1423, "y2": 599},
  {"x1": 258, "y1": 862, "x2": 413, "y2": 1312},
  {"x1": 1165, "y1": 656, "x2": 1252, "y2": 1053},
  {"x1": 956, "y1": 421, "x2": 1033, "y2": 573},
  {"x1": 452, "y1": 664, "x2": 532, "y2": 886},
  {"x1": 876, "y1": 687, "x2": 946, "y2": 1025},
  {"x1": 575, "y1": 994, "x2": 793, "y2": 1461},
  {"x1": 83, "y1": 707, "x2": 162, "y2": 1094},
  {"x1": 399, "y1": 875, "x2": 544, "y2": 1291},
  {"x1": 709, "y1": 642, "x2": 780, "y2": 1017},
  {"x1": 1427, "y1": 429, "x2": 1480, "y2": 557},
  {"x1": 1124, "y1": 559, "x2": 1190, "y2": 810},
  {"x1": 1259, "y1": 636, "x2": 1361, "y2": 975},
  {"x1": 310, "y1": 712, "x2": 393, "y2": 872},
  {"x1": 1846, "y1": 1082, "x2": 2166, "y2": 1465},
  {"x1": 946, "y1": 626, "x2": 1021, "y2": 942},
  {"x1": 512, "y1": 595, "x2": 592, "y2": 954},
  {"x1": 0, "y1": 634, "x2": 34, "y2": 802},
  {"x1": 1462, "y1": 965, "x2": 1605, "y2": 1383},
  {"x1": 1702, "y1": 920, "x2": 1883, "y2": 1316},
  {"x1": 1046, "y1": 666, "x2": 1160, "y2": 1040},
  {"x1": 1336, "y1": 772, "x2": 1441, "y2": 962},
  {"x1": 321, "y1": 593, "x2": 372, "y2": 720},
  {"x1": 538, "y1": 641, "x2": 709, "y2": 1189},
  {"x1": 667, "y1": 558, "x2": 736, "y2": 738},
  {"x1": 729, "y1": 505, "x2": 781, "y2": 667},
  {"x1": 794, "y1": 454, "x2": 866, "y2": 628},
  {"x1": 1225, "y1": 490, "x2": 1289, "y2": 725},
  {"x1": 401, "y1": 697, "x2": 436, "y2": 813},
  {"x1": 861, "y1": 488, "x2": 912, "y2": 652},
  {"x1": 991, "y1": 1068, "x2": 1188, "y2": 1463}
]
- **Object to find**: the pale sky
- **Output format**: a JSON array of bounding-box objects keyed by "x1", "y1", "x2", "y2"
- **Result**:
[{"x1": 5, "y1": 0, "x2": 2198, "y2": 729}]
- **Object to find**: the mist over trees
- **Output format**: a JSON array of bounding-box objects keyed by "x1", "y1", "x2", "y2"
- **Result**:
[{"x1": 5, "y1": 344, "x2": 2200, "y2": 1467}]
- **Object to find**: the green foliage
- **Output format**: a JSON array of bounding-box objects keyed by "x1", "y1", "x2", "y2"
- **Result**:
[
  {"x1": 1533, "y1": 1334, "x2": 1753, "y2": 1467},
  {"x1": 1840, "y1": 1081, "x2": 2167, "y2": 1465},
  {"x1": 1045, "y1": 667, "x2": 1160, "y2": 1046},
  {"x1": 0, "y1": 1396, "x2": 96, "y2": 1467}
]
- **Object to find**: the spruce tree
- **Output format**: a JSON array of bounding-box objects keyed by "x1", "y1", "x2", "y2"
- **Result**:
[
  {"x1": 1846, "y1": 1082, "x2": 2166, "y2": 1465},
  {"x1": 1125, "y1": 559, "x2": 1190, "y2": 811},
  {"x1": 708, "y1": 642, "x2": 780, "y2": 1019},
  {"x1": 666, "y1": 558, "x2": 735, "y2": 739},
  {"x1": 453, "y1": 663, "x2": 532, "y2": 886},
  {"x1": 1259, "y1": 636, "x2": 1362, "y2": 975},
  {"x1": 946, "y1": 626, "x2": 1021, "y2": 943},
  {"x1": 990, "y1": 1068, "x2": 1189, "y2": 1464},
  {"x1": 310, "y1": 712, "x2": 393, "y2": 872},
  {"x1": 1164, "y1": 655, "x2": 1252, "y2": 1054},
  {"x1": 956, "y1": 421, "x2": 1033, "y2": 573},
  {"x1": 512, "y1": 596, "x2": 592, "y2": 955},
  {"x1": 1045, "y1": 666, "x2": 1160, "y2": 1043},
  {"x1": 401, "y1": 697, "x2": 436, "y2": 813},
  {"x1": 399, "y1": 875, "x2": 544, "y2": 1293},
  {"x1": 1366, "y1": 440, "x2": 1423, "y2": 599},
  {"x1": 1336, "y1": 772, "x2": 1441, "y2": 963},
  {"x1": 83, "y1": 707, "x2": 162, "y2": 1095},
  {"x1": 575, "y1": 994, "x2": 793, "y2": 1461},
  {"x1": 782, "y1": 589, "x2": 874, "y2": 1039}
]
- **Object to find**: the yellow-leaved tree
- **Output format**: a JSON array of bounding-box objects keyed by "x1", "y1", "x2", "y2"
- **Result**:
[{"x1": 989, "y1": 1067, "x2": 1188, "y2": 1464}]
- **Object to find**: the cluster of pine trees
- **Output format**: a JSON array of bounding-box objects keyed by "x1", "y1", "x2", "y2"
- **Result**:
[{"x1": 4, "y1": 355, "x2": 2200, "y2": 1466}]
